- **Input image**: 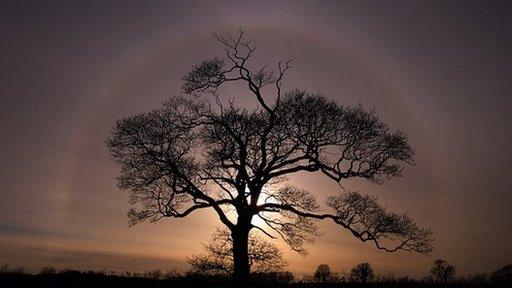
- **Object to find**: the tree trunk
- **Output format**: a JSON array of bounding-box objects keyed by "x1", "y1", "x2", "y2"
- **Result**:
[{"x1": 232, "y1": 224, "x2": 250, "y2": 285}]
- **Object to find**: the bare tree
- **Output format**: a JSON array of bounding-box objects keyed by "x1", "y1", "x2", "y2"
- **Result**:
[
  {"x1": 430, "y1": 259, "x2": 455, "y2": 283},
  {"x1": 313, "y1": 264, "x2": 333, "y2": 282},
  {"x1": 350, "y1": 262, "x2": 375, "y2": 283},
  {"x1": 107, "y1": 29, "x2": 433, "y2": 284},
  {"x1": 188, "y1": 228, "x2": 286, "y2": 275}
]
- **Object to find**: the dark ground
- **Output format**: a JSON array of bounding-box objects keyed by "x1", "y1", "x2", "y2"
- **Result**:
[{"x1": 1, "y1": 273, "x2": 509, "y2": 288}]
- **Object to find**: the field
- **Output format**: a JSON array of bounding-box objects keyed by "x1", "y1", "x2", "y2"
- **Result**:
[{"x1": 1, "y1": 271, "x2": 508, "y2": 288}]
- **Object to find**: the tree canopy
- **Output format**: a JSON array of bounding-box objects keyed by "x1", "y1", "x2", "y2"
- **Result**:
[
  {"x1": 350, "y1": 262, "x2": 375, "y2": 283},
  {"x1": 430, "y1": 259, "x2": 455, "y2": 283},
  {"x1": 107, "y1": 29, "x2": 433, "y2": 282}
]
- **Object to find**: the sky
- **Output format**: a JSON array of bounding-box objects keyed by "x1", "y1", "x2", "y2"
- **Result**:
[{"x1": 1, "y1": 0, "x2": 511, "y2": 278}]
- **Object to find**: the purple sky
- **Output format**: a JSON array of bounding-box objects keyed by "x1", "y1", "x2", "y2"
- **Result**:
[{"x1": 1, "y1": 0, "x2": 511, "y2": 277}]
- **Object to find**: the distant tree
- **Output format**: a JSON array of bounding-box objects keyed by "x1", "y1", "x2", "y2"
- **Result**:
[
  {"x1": 107, "y1": 29, "x2": 433, "y2": 285},
  {"x1": 421, "y1": 275, "x2": 434, "y2": 283},
  {"x1": 313, "y1": 264, "x2": 333, "y2": 282},
  {"x1": 162, "y1": 269, "x2": 182, "y2": 281},
  {"x1": 491, "y1": 265, "x2": 512, "y2": 284},
  {"x1": 350, "y1": 262, "x2": 375, "y2": 283},
  {"x1": 251, "y1": 271, "x2": 295, "y2": 284},
  {"x1": 398, "y1": 276, "x2": 414, "y2": 283},
  {"x1": 378, "y1": 273, "x2": 397, "y2": 283},
  {"x1": 0, "y1": 265, "x2": 25, "y2": 275},
  {"x1": 143, "y1": 269, "x2": 162, "y2": 279},
  {"x1": 39, "y1": 266, "x2": 57, "y2": 275},
  {"x1": 466, "y1": 273, "x2": 488, "y2": 284},
  {"x1": 188, "y1": 228, "x2": 286, "y2": 275},
  {"x1": 430, "y1": 259, "x2": 455, "y2": 283},
  {"x1": 132, "y1": 272, "x2": 141, "y2": 278}
]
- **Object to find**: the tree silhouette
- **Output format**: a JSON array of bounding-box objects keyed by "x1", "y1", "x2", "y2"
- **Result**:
[
  {"x1": 430, "y1": 259, "x2": 455, "y2": 283},
  {"x1": 350, "y1": 262, "x2": 375, "y2": 283},
  {"x1": 313, "y1": 264, "x2": 333, "y2": 283},
  {"x1": 188, "y1": 228, "x2": 286, "y2": 275},
  {"x1": 107, "y1": 29, "x2": 433, "y2": 284},
  {"x1": 491, "y1": 265, "x2": 512, "y2": 284}
]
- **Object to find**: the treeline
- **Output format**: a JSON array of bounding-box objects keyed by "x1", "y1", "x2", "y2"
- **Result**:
[
  {"x1": 301, "y1": 261, "x2": 511, "y2": 286},
  {"x1": 1, "y1": 262, "x2": 511, "y2": 288}
]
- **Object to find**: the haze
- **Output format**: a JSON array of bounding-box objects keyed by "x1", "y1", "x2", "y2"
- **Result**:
[{"x1": 1, "y1": 0, "x2": 511, "y2": 277}]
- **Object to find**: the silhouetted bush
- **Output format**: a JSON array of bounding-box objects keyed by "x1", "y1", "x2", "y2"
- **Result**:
[
  {"x1": 39, "y1": 266, "x2": 57, "y2": 275},
  {"x1": 430, "y1": 259, "x2": 455, "y2": 283},
  {"x1": 0, "y1": 264, "x2": 26, "y2": 275},
  {"x1": 313, "y1": 264, "x2": 333, "y2": 282},
  {"x1": 350, "y1": 262, "x2": 375, "y2": 283},
  {"x1": 466, "y1": 272, "x2": 488, "y2": 284},
  {"x1": 251, "y1": 271, "x2": 295, "y2": 284},
  {"x1": 491, "y1": 265, "x2": 512, "y2": 284},
  {"x1": 142, "y1": 269, "x2": 162, "y2": 279}
]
